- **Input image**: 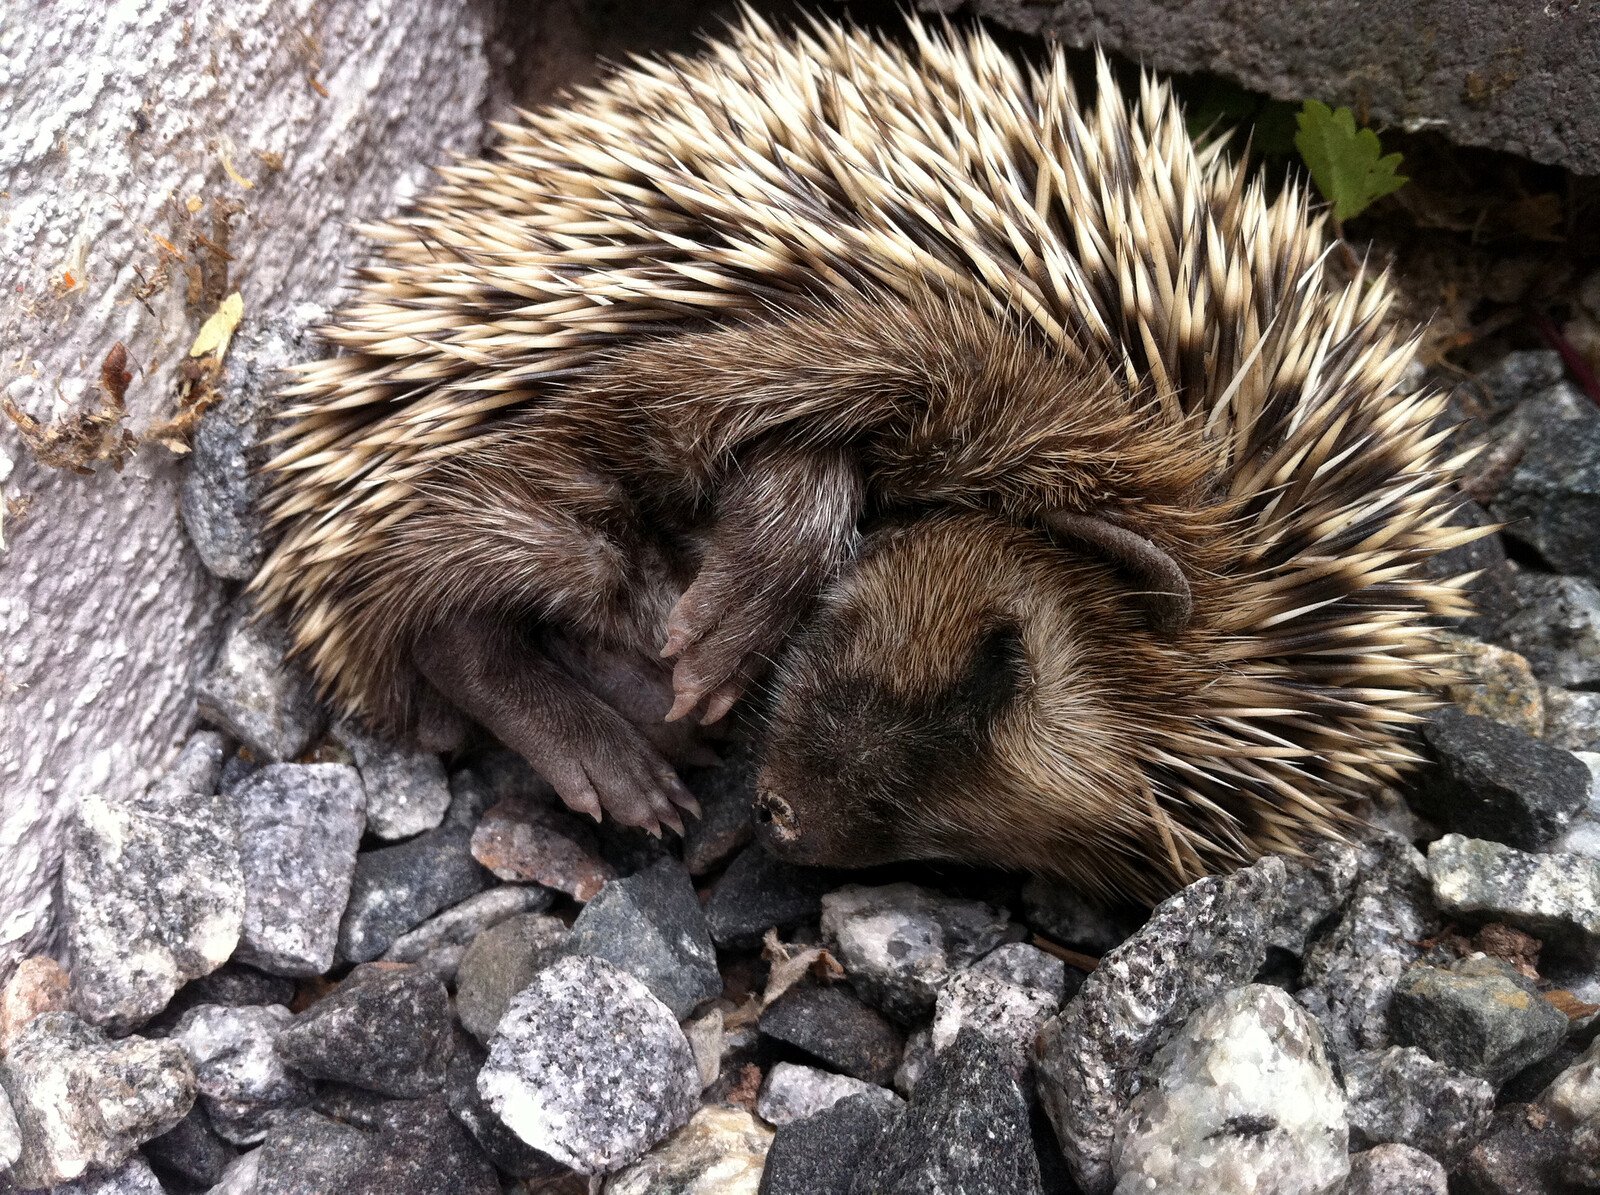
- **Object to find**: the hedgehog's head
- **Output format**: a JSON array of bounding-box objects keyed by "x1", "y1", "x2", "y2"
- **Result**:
[{"x1": 754, "y1": 511, "x2": 1194, "y2": 885}]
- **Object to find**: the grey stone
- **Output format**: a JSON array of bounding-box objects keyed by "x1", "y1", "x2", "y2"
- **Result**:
[
  {"x1": 707, "y1": 845, "x2": 840, "y2": 950},
  {"x1": 1018, "y1": 877, "x2": 1143, "y2": 955},
  {"x1": 1389, "y1": 957, "x2": 1568, "y2": 1086},
  {"x1": 853, "y1": 1030, "x2": 1040, "y2": 1195},
  {"x1": 196, "y1": 610, "x2": 326, "y2": 761},
  {"x1": 477, "y1": 955, "x2": 699, "y2": 1175},
  {"x1": 607, "y1": 1106, "x2": 772, "y2": 1195},
  {"x1": 443, "y1": 1030, "x2": 563, "y2": 1180},
  {"x1": 332, "y1": 720, "x2": 452, "y2": 840},
  {"x1": 468, "y1": 795, "x2": 613, "y2": 903},
  {"x1": 1035, "y1": 856, "x2": 1288, "y2": 1193},
  {"x1": 1296, "y1": 833, "x2": 1440, "y2": 1060},
  {"x1": 1413, "y1": 706, "x2": 1589, "y2": 849},
  {"x1": 561, "y1": 856, "x2": 720, "y2": 1019},
  {"x1": 1345, "y1": 1144, "x2": 1448, "y2": 1195},
  {"x1": 1342, "y1": 1046, "x2": 1494, "y2": 1163},
  {"x1": 454, "y1": 912, "x2": 568, "y2": 1044},
  {"x1": 1553, "y1": 752, "x2": 1600, "y2": 860},
  {"x1": 337, "y1": 793, "x2": 492, "y2": 964},
  {"x1": 206, "y1": 1150, "x2": 261, "y2": 1195},
  {"x1": 275, "y1": 964, "x2": 452, "y2": 1098},
  {"x1": 819, "y1": 882, "x2": 1014, "y2": 1022},
  {"x1": 1479, "y1": 352, "x2": 1568, "y2": 408},
  {"x1": 0, "y1": 1085, "x2": 17, "y2": 1173},
  {"x1": 1565, "y1": 1115, "x2": 1600, "y2": 1189},
  {"x1": 893, "y1": 1028, "x2": 934, "y2": 1099},
  {"x1": 181, "y1": 304, "x2": 326, "y2": 581},
  {"x1": 173, "y1": 965, "x2": 296, "y2": 1014},
  {"x1": 759, "y1": 982, "x2": 905, "y2": 1086},
  {"x1": 1112, "y1": 985, "x2": 1348, "y2": 1195},
  {"x1": 171, "y1": 1003, "x2": 311, "y2": 1145},
  {"x1": 1541, "y1": 1032, "x2": 1600, "y2": 1126},
  {"x1": 972, "y1": 942, "x2": 1071, "y2": 1003},
  {"x1": 1493, "y1": 572, "x2": 1600, "y2": 689},
  {"x1": 1494, "y1": 408, "x2": 1600, "y2": 583},
  {"x1": 0, "y1": 1012, "x2": 195, "y2": 1189},
  {"x1": 1429, "y1": 833, "x2": 1600, "y2": 951},
  {"x1": 1456, "y1": 1103, "x2": 1579, "y2": 1195},
  {"x1": 1543, "y1": 688, "x2": 1600, "y2": 753},
  {"x1": 930, "y1": 967, "x2": 1059, "y2": 1078},
  {"x1": 142, "y1": 1106, "x2": 235, "y2": 1188},
  {"x1": 245, "y1": 1108, "x2": 371, "y2": 1195},
  {"x1": 64, "y1": 732, "x2": 244, "y2": 1032},
  {"x1": 50, "y1": 1156, "x2": 167, "y2": 1194},
  {"x1": 233, "y1": 762, "x2": 366, "y2": 977},
  {"x1": 758, "y1": 1091, "x2": 903, "y2": 1195},
  {"x1": 756, "y1": 1062, "x2": 904, "y2": 1127},
  {"x1": 1271, "y1": 842, "x2": 1362, "y2": 955},
  {"x1": 681, "y1": 739, "x2": 759, "y2": 874},
  {"x1": 380, "y1": 884, "x2": 551, "y2": 980},
  {"x1": 932, "y1": 0, "x2": 1600, "y2": 175}
]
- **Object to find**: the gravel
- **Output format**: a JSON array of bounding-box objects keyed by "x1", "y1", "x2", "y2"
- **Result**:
[
  {"x1": 606, "y1": 1105, "x2": 772, "y2": 1194},
  {"x1": 477, "y1": 955, "x2": 700, "y2": 1174},
  {"x1": 63, "y1": 732, "x2": 244, "y2": 1032},
  {"x1": 1341, "y1": 1046, "x2": 1495, "y2": 1163},
  {"x1": 929, "y1": 966, "x2": 1059, "y2": 1078},
  {"x1": 379, "y1": 884, "x2": 551, "y2": 977},
  {"x1": 758, "y1": 982, "x2": 905, "y2": 1086},
  {"x1": 453, "y1": 911, "x2": 569, "y2": 1044},
  {"x1": 757, "y1": 1091, "x2": 902, "y2": 1195},
  {"x1": 170, "y1": 1003, "x2": 311, "y2": 1144},
  {"x1": 52, "y1": 1155, "x2": 168, "y2": 1194},
  {"x1": 1428, "y1": 832, "x2": 1600, "y2": 951},
  {"x1": 333, "y1": 720, "x2": 453, "y2": 840},
  {"x1": 707, "y1": 844, "x2": 841, "y2": 949},
  {"x1": 143, "y1": 1106, "x2": 235, "y2": 1188},
  {"x1": 469, "y1": 795, "x2": 613, "y2": 902},
  {"x1": 1493, "y1": 572, "x2": 1600, "y2": 688},
  {"x1": 1345, "y1": 1143, "x2": 1449, "y2": 1195},
  {"x1": 756, "y1": 1062, "x2": 904, "y2": 1126},
  {"x1": 233, "y1": 761, "x2": 367, "y2": 976},
  {"x1": 196, "y1": 609, "x2": 326, "y2": 761},
  {"x1": 1388, "y1": 957, "x2": 1568, "y2": 1086}
]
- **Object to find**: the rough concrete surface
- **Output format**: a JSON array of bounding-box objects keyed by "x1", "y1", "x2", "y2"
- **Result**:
[
  {"x1": 0, "y1": 0, "x2": 498, "y2": 977},
  {"x1": 928, "y1": 0, "x2": 1600, "y2": 176}
]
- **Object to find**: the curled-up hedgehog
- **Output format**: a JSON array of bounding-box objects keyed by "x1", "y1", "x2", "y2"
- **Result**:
[{"x1": 255, "y1": 11, "x2": 1478, "y2": 900}]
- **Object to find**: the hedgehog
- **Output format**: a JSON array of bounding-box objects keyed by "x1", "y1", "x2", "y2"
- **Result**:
[{"x1": 254, "y1": 10, "x2": 1478, "y2": 901}]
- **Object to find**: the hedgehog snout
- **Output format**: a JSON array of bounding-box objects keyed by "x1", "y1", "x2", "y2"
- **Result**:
[{"x1": 753, "y1": 788, "x2": 800, "y2": 844}]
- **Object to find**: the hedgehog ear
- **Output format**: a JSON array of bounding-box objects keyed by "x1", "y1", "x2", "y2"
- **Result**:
[{"x1": 1043, "y1": 511, "x2": 1193, "y2": 635}]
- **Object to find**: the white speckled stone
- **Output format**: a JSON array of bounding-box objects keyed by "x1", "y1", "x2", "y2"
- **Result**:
[
  {"x1": 478, "y1": 955, "x2": 698, "y2": 1174},
  {"x1": 171, "y1": 1003, "x2": 310, "y2": 1144},
  {"x1": 756, "y1": 1062, "x2": 903, "y2": 1126},
  {"x1": 606, "y1": 1106, "x2": 772, "y2": 1195}
]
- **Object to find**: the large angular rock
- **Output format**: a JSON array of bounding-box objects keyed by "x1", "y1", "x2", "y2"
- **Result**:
[
  {"x1": 759, "y1": 982, "x2": 905, "y2": 1086},
  {"x1": 1036, "y1": 856, "x2": 1287, "y2": 1193},
  {"x1": 171, "y1": 1003, "x2": 311, "y2": 1145},
  {"x1": 196, "y1": 611, "x2": 325, "y2": 761},
  {"x1": 469, "y1": 795, "x2": 612, "y2": 902},
  {"x1": 332, "y1": 721, "x2": 452, "y2": 840},
  {"x1": 820, "y1": 883, "x2": 1014, "y2": 1022},
  {"x1": 249, "y1": 1101, "x2": 498, "y2": 1195},
  {"x1": 1112, "y1": 985, "x2": 1348, "y2": 1195},
  {"x1": 1429, "y1": 833, "x2": 1600, "y2": 952},
  {"x1": 233, "y1": 762, "x2": 366, "y2": 976},
  {"x1": 0, "y1": 1012, "x2": 195, "y2": 1188},
  {"x1": 607, "y1": 1106, "x2": 772, "y2": 1195},
  {"x1": 756, "y1": 1063, "x2": 904, "y2": 1127},
  {"x1": 454, "y1": 912, "x2": 569, "y2": 1044},
  {"x1": 758, "y1": 1092, "x2": 902, "y2": 1195},
  {"x1": 477, "y1": 955, "x2": 699, "y2": 1174},
  {"x1": 1389, "y1": 957, "x2": 1568, "y2": 1086},
  {"x1": 275, "y1": 964, "x2": 452, "y2": 1098},
  {"x1": 850, "y1": 1030, "x2": 1043, "y2": 1195},
  {"x1": 707, "y1": 845, "x2": 839, "y2": 950},
  {"x1": 64, "y1": 732, "x2": 244, "y2": 1031},
  {"x1": 560, "y1": 856, "x2": 721, "y2": 1019},
  {"x1": 1342, "y1": 1046, "x2": 1494, "y2": 1163},
  {"x1": 1412, "y1": 707, "x2": 1589, "y2": 848}
]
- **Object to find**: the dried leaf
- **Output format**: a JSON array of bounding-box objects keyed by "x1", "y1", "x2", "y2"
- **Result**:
[
  {"x1": 189, "y1": 291, "x2": 243, "y2": 359},
  {"x1": 758, "y1": 928, "x2": 843, "y2": 1009}
]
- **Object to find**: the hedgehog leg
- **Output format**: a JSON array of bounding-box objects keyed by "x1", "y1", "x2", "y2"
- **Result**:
[
  {"x1": 415, "y1": 614, "x2": 700, "y2": 835},
  {"x1": 662, "y1": 442, "x2": 863, "y2": 723}
]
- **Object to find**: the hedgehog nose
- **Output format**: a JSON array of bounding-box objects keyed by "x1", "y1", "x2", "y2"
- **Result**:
[{"x1": 754, "y1": 788, "x2": 800, "y2": 845}]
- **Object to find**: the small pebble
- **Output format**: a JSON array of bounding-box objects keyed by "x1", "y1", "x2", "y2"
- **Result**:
[
  {"x1": 142, "y1": 1106, "x2": 235, "y2": 1188},
  {"x1": 1540, "y1": 1032, "x2": 1600, "y2": 1125},
  {"x1": 478, "y1": 955, "x2": 700, "y2": 1174},
  {"x1": 275, "y1": 964, "x2": 453, "y2": 1097},
  {"x1": 851, "y1": 1030, "x2": 1043, "y2": 1195},
  {"x1": 756, "y1": 1062, "x2": 904, "y2": 1127},
  {"x1": 606, "y1": 1105, "x2": 772, "y2": 1195},
  {"x1": 707, "y1": 844, "x2": 840, "y2": 950},
  {"x1": 1440, "y1": 633, "x2": 1546, "y2": 737},
  {"x1": 1035, "y1": 856, "x2": 1287, "y2": 1193},
  {"x1": 233, "y1": 761, "x2": 367, "y2": 977},
  {"x1": 757, "y1": 1091, "x2": 901, "y2": 1195},
  {"x1": 1412, "y1": 706, "x2": 1588, "y2": 849},
  {"x1": 561, "y1": 856, "x2": 721, "y2": 1019},
  {"x1": 1341, "y1": 1045, "x2": 1494, "y2": 1163},
  {"x1": 1455, "y1": 1102, "x2": 1576, "y2": 1195},
  {"x1": 1542, "y1": 687, "x2": 1600, "y2": 753},
  {"x1": 454, "y1": 912, "x2": 569, "y2": 1044},
  {"x1": 196, "y1": 610, "x2": 325, "y2": 761},
  {"x1": 1492, "y1": 572, "x2": 1600, "y2": 689},
  {"x1": 759, "y1": 982, "x2": 905, "y2": 1086},
  {"x1": 1270, "y1": 842, "x2": 1361, "y2": 956},
  {"x1": 470, "y1": 795, "x2": 613, "y2": 902},
  {"x1": 443, "y1": 1030, "x2": 563, "y2": 1180},
  {"x1": 171, "y1": 1003, "x2": 311, "y2": 1144},
  {"x1": 971, "y1": 942, "x2": 1070, "y2": 1003},
  {"x1": 63, "y1": 732, "x2": 244, "y2": 1032},
  {"x1": 1429, "y1": 832, "x2": 1600, "y2": 951},
  {"x1": 1491, "y1": 405, "x2": 1600, "y2": 584},
  {"x1": 0, "y1": 1085, "x2": 19, "y2": 1173},
  {"x1": 1388, "y1": 957, "x2": 1568, "y2": 1086},
  {"x1": 380, "y1": 884, "x2": 551, "y2": 974},
  {"x1": 333, "y1": 720, "x2": 453, "y2": 839},
  {"x1": 930, "y1": 967, "x2": 1058, "y2": 1078},
  {"x1": 206, "y1": 1149, "x2": 262, "y2": 1195},
  {"x1": 1, "y1": 1012, "x2": 195, "y2": 1188},
  {"x1": 1345, "y1": 1143, "x2": 1448, "y2": 1195},
  {"x1": 1112, "y1": 985, "x2": 1348, "y2": 1195},
  {"x1": 819, "y1": 882, "x2": 1014, "y2": 1022}
]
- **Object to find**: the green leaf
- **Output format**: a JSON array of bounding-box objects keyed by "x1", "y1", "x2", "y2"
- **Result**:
[{"x1": 1293, "y1": 100, "x2": 1408, "y2": 222}]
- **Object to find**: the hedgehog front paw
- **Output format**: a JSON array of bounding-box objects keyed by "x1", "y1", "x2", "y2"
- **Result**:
[
  {"x1": 536, "y1": 712, "x2": 703, "y2": 837},
  {"x1": 659, "y1": 577, "x2": 767, "y2": 724}
]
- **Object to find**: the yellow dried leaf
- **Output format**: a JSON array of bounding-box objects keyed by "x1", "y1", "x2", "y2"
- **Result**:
[{"x1": 189, "y1": 291, "x2": 243, "y2": 359}]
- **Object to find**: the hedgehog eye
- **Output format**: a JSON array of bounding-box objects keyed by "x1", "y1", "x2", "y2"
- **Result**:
[{"x1": 953, "y1": 623, "x2": 1029, "y2": 718}]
